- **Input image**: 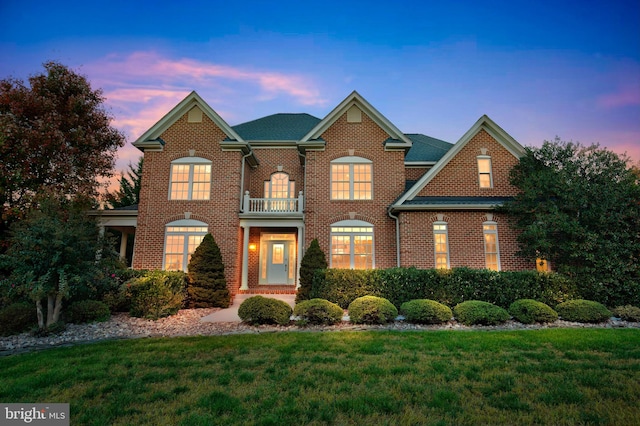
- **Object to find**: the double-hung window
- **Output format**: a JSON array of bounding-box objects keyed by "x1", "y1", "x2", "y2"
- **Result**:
[
  {"x1": 477, "y1": 156, "x2": 493, "y2": 188},
  {"x1": 164, "y1": 219, "x2": 208, "y2": 271},
  {"x1": 169, "y1": 157, "x2": 212, "y2": 200},
  {"x1": 483, "y1": 222, "x2": 500, "y2": 271},
  {"x1": 433, "y1": 222, "x2": 450, "y2": 269},
  {"x1": 331, "y1": 156, "x2": 372, "y2": 200},
  {"x1": 330, "y1": 220, "x2": 374, "y2": 269}
]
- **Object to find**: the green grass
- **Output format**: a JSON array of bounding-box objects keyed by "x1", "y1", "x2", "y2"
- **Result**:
[{"x1": 1, "y1": 329, "x2": 639, "y2": 425}]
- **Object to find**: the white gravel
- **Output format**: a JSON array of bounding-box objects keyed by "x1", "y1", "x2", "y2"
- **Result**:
[{"x1": 1, "y1": 308, "x2": 637, "y2": 356}]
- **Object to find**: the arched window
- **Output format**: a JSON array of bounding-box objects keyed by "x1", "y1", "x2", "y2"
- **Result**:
[
  {"x1": 164, "y1": 219, "x2": 208, "y2": 271},
  {"x1": 169, "y1": 157, "x2": 212, "y2": 200},
  {"x1": 264, "y1": 172, "x2": 295, "y2": 199},
  {"x1": 331, "y1": 156, "x2": 372, "y2": 200},
  {"x1": 330, "y1": 219, "x2": 374, "y2": 269}
]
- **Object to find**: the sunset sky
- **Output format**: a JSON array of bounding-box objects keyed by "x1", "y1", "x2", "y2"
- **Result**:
[{"x1": 1, "y1": 0, "x2": 639, "y2": 183}]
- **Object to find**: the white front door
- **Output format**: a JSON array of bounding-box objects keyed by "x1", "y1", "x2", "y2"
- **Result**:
[
  {"x1": 260, "y1": 233, "x2": 296, "y2": 285},
  {"x1": 268, "y1": 241, "x2": 288, "y2": 283}
]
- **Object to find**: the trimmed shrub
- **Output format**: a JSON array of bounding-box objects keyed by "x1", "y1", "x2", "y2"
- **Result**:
[
  {"x1": 0, "y1": 302, "x2": 37, "y2": 336},
  {"x1": 238, "y1": 296, "x2": 292, "y2": 326},
  {"x1": 400, "y1": 299, "x2": 452, "y2": 324},
  {"x1": 66, "y1": 300, "x2": 111, "y2": 324},
  {"x1": 348, "y1": 296, "x2": 398, "y2": 324},
  {"x1": 186, "y1": 234, "x2": 230, "y2": 308},
  {"x1": 296, "y1": 239, "x2": 328, "y2": 303},
  {"x1": 612, "y1": 305, "x2": 640, "y2": 322},
  {"x1": 508, "y1": 299, "x2": 558, "y2": 324},
  {"x1": 555, "y1": 300, "x2": 612, "y2": 323},
  {"x1": 309, "y1": 269, "x2": 379, "y2": 308},
  {"x1": 294, "y1": 298, "x2": 343, "y2": 325},
  {"x1": 453, "y1": 300, "x2": 510, "y2": 326},
  {"x1": 127, "y1": 271, "x2": 186, "y2": 320}
]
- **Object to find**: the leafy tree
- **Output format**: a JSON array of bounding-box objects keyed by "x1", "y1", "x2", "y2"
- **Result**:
[
  {"x1": 106, "y1": 157, "x2": 143, "y2": 208},
  {"x1": 186, "y1": 234, "x2": 230, "y2": 308},
  {"x1": 0, "y1": 193, "x2": 114, "y2": 330},
  {"x1": 500, "y1": 139, "x2": 640, "y2": 306},
  {"x1": 296, "y1": 239, "x2": 328, "y2": 303},
  {"x1": 0, "y1": 61, "x2": 125, "y2": 242}
]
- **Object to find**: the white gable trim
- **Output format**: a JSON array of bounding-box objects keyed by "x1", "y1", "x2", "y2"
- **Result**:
[
  {"x1": 394, "y1": 115, "x2": 525, "y2": 206},
  {"x1": 300, "y1": 91, "x2": 412, "y2": 146}
]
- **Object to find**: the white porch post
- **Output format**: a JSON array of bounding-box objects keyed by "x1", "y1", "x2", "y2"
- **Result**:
[
  {"x1": 119, "y1": 233, "x2": 128, "y2": 261},
  {"x1": 241, "y1": 224, "x2": 250, "y2": 290},
  {"x1": 296, "y1": 225, "x2": 304, "y2": 288}
]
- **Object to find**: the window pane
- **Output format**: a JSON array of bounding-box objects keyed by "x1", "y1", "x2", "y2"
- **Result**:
[
  {"x1": 435, "y1": 254, "x2": 448, "y2": 269},
  {"x1": 331, "y1": 235, "x2": 350, "y2": 255},
  {"x1": 479, "y1": 174, "x2": 492, "y2": 188},
  {"x1": 171, "y1": 164, "x2": 190, "y2": 182},
  {"x1": 164, "y1": 255, "x2": 183, "y2": 271},
  {"x1": 165, "y1": 235, "x2": 184, "y2": 254},
  {"x1": 478, "y1": 158, "x2": 491, "y2": 173},
  {"x1": 332, "y1": 255, "x2": 351, "y2": 269},
  {"x1": 354, "y1": 255, "x2": 372, "y2": 269}
]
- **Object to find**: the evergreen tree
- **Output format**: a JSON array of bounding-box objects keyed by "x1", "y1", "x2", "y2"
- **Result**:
[
  {"x1": 106, "y1": 157, "x2": 143, "y2": 208},
  {"x1": 296, "y1": 239, "x2": 328, "y2": 303},
  {"x1": 186, "y1": 234, "x2": 230, "y2": 308}
]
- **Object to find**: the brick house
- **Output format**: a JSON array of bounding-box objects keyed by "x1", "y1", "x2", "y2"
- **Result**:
[{"x1": 101, "y1": 91, "x2": 534, "y2": 296}]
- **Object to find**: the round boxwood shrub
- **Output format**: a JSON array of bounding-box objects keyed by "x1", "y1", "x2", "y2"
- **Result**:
[
  {"x1": 294, "y1": 298, "x2": 343, "y2": 325},
  {"x1": 347, "y1": 296, "x2": 398, "y2": 324},
  {"x1": 555, "y1": 299, "x2": 612, "y2": 323},
  {"x1": 612, "y1": 305, "x2": 640, "y2": 322},
  {"x1": 238, "y1": 296, "x2": 293, "y2": 326},
  {"x1": 67, "y1": 300, "x2": 111, "y2": 324},
  {"x1": 400, "y1": 299, "x2": 452, "y2": 324},
  {"x1": 0, "y1": 302, "x2": 37, "y2": 336},
  {"x1": 508, "y1": 299, "x2": 558, "y2": 324},
  {"x1": 453, "y1": 300, "x2": 510, "y2": 326}
]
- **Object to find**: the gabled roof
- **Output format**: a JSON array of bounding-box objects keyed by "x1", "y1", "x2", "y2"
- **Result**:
[
  {"x1": 133, "y1": 91, "x2": 246, "y2": 151},
  {"x1": 232, "y1": 113, "x2": 321, "y2": 141},
  {"x1": 405, "y1": 134, "x2": 453, "y2": 163},
  {"x1": 300, "y1": 91, "x2": 413, "y2": 148},
  {"x1": 394, "y1": 115, "x2": 525, "y2": 208}
]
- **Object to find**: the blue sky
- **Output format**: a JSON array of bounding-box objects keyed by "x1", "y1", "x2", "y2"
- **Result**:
[{"x1": 1, "y1": 0, "x2": 639, "y2": 181}]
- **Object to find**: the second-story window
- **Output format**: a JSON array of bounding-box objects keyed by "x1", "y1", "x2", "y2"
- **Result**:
[
  {"x1": 477, "y1": 156, "x2": 493, "y2": 188},
  {"x1": 331, "y1": 156, "x2": 372, "y2": 200},
  {"x1": 169, "y1": 157, "x2": 211, "y2": 200},
  {"x1": 264, "y1": 172, "x2": 295, "y2": 199}
]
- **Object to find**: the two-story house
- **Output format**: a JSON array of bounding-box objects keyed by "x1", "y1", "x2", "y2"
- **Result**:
[{"x1": 101, "y1": 91, "x2": 533, "y2": 297}]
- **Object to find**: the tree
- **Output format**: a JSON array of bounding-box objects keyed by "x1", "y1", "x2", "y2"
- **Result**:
[
  {"x1": 296, "y1": 239, "x2": 328, "y2": 303},
  {"x1": 106, "y1": 157, "x2": 143, "y2": 208},
  {"x1": 1, "y1": 193, "x2": 112, "y2": 329},
  {"x1": 0, "y1": 61, "x2": 125, "y2": 241},
  {"x1": 186, "y1": 234, "x2": 230, "y2": 308},
  {"x1": 500, "y1": 139, "x2": 640, "y2": 306}
]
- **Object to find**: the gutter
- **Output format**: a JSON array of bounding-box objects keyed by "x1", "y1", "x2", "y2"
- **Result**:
[
  {"x1": 387, "y1": 206, "x2": 401, "y2": 267},
  {"x1": 239, "y1": 150, "x2": 255, "y2": 212}
]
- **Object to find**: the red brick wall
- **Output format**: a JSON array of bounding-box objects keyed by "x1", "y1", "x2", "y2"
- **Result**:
[
  {"x1": 418, "y1": 128, "x2": 520, "y2": 197},
  {"x1": 405, "y1": 167, "x2": 429, "y2": 182},
  {"x1": 245, "y1": 148, "x2": 304, "y2": 197},
  {"x1": 133, "y1": 112, "x2": 243, "y2": 293},
  {"x1": 399, "y1": 211, "x2": 531, "y2": 271},
  {"x1": 303, "y1": 110, "x2": 405, "y2": 268}
]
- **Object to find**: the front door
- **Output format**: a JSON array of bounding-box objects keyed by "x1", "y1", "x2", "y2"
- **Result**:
[
  {"x1": 260, "y1": 233, "x2": 296, "y2": 285},
  {"x1": 268, "y1": 241, "x2": 288, "y2": 283}
]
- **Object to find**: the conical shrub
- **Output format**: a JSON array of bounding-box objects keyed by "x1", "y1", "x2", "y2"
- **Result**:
[{"x1": 187, "y1": 234, "x2": 230, "y2": 308}]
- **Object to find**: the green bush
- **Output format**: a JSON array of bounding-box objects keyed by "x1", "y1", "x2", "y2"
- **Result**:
[
  {"x1": 66, "y1": 300, "x2": 111, "y2": 324},
  {"x1": 400, "y1": 299, "x2": 452, "y2": 324},
  {"x1": 453, "y1": 300, "x2": 510, "y2": 326},
  {"x1": 296, "y1": 239, "x2": 328, "y2": 303},
  {"x1": 0, "y1": 302, "x2": 37, "y2": 336},
  {"x1": 508, "y1": 299, "x2": 558, "y2": 324},
  {"x1": 238, "y1": 296, "x2": 293, "y2": 326},
  {"x1": 127, "y1": 271, "x2": 186, "y2": 320},
  {"x1": 612, "y1": 305, "x2": 640, "y2": 322},
  {"x1": 293, "y1": 298, "x2": 343, "y2": 325},
  {"x1": 555, "y1": 300, "x2": 612, "y2": 323},
  {"x1": 309, "y1": 269, "x2": 379, "y2": 308},
  {"x1": 186, "y1": 234, "x2": 230, "y2": 308},
  {"x1": 348, "y1": 296, "x2": 398, "y2": 324}
]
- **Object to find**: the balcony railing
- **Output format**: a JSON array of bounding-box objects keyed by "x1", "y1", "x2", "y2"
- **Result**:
[{"x1": 242, "y1": 191, "x2": 303, "y2": 214}]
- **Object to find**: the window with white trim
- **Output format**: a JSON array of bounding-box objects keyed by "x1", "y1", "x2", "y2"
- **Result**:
[
  {"x1": 264, "y1": 172, "x2": 295, "y2": 199},
  {"x1": 331, "y1": 156, "x2": 372, "y2": 200},
  {"x1": 164, "y1": 219, "x2": 208, "y2": 271},
  {"x1": 330, "y1": 220, "x2": 374, "y2": 269},
  {"x1": 433, "y1": 222, "x2": 450, "y2": 269},
  {"x1": 477, "y1": 156, "x2": 493, "y2": 188},
  {"x1": 483, "y1": 222, "x2": 500, "y2": 271},
  {"x1": 169, "y1": 157, "x2": 212, "y2": 200}
]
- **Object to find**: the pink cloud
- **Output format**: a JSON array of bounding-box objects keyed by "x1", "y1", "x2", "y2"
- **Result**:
[{"x1": 598, "y1": 85, "x2": 640, "y2": 108}]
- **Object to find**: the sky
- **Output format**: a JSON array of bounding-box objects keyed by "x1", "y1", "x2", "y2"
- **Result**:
[{"x1": 1, "y1": 0, "x2": 639, "y2": 189}]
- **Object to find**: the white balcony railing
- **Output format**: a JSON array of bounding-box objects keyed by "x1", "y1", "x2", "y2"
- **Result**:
[{"x1": 243, "y1": 191, "x2": 303, "y2": 214}]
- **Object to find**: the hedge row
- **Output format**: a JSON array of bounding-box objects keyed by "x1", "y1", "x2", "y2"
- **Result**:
[{"x1": 309, "y1": 267, "x2": 578, "y2": 309}]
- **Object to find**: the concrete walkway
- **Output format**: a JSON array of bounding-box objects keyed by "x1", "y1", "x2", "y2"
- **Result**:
[{"x1": 201, "y1": 294, "x2": 296, "y2": 323}]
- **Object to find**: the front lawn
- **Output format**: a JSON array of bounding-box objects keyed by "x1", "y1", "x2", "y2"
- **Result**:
[{"x1": 1, "y1": 329, "x2": 639, "y2": 425}]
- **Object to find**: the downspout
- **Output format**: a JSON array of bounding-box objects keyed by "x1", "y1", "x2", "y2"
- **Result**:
[
  {"x1": 239, "y1": 150, "x2": 254, "y2": 212},
  {"x1": 388, "y1": 206, "x2": 401, "y2": 267}
]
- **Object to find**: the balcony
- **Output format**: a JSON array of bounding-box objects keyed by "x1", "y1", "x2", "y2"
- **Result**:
[{"x1": 240, "y1": 191, "x2": 304, "y2": 218}]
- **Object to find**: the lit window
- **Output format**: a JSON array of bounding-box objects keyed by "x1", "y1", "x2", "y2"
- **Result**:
[
  {"x1": 433, "y1": 222, "x2": 450, "y2": 269},
  {"x1": 263, "y1": 172, "x2": 296, "y2": 211},
  {"x1": 477, "y1": 157, "x2": 493, "y2": 188},
  {"x1": 536, "y1": 258, "x2": 550, "y2": 272},
  {"x1": 483, "y1": 222, "x2": 500, "y2": 271},
  {"x1": 331, "y1": 157, "x2": 372, "y2": 200},
  {"x1": 169, "y1": 157, "x2": 211, "y2": 200},
  {"x1": 330, "y1": 220, "x2": 374, "y2": 269},
  {"x1": 164, "y1": 220, "x2": 208, "y2": 271}
]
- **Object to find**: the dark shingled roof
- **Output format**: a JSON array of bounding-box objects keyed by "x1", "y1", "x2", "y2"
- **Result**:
[
  {"x1": 403, "y1": 196, "x2": 512, "y2": 206},
  {"x1": 405, "y1": 134, "x2": 453, "y2": 162},
  {"x1": 232, "y1": 113, "x2": 321, "y2": 141}
]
